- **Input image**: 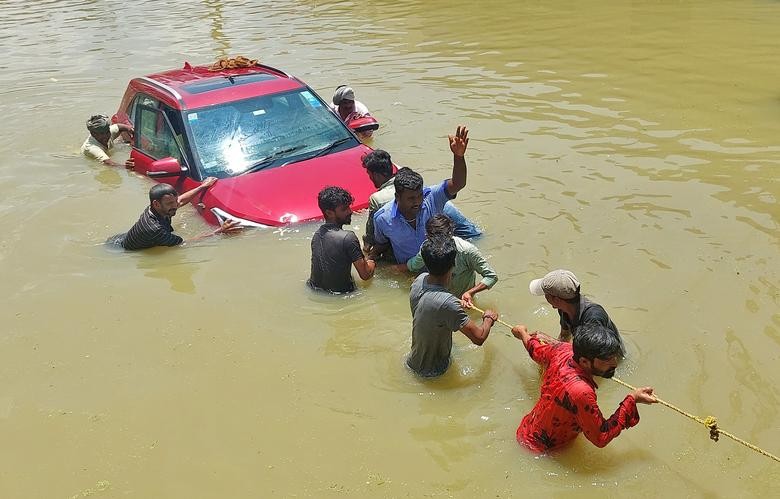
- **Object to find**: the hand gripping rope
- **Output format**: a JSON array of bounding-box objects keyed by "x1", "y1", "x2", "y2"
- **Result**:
[{"x1": 469, "y1": 305, "x2": 780, "y2": 463}]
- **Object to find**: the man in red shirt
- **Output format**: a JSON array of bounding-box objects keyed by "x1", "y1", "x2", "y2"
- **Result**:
[{"x1": 511, "y1": 322, "x2": 657, "y2": 452}]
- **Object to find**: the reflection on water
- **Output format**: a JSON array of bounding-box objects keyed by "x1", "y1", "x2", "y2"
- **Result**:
[{"x1": 0, "y1": 0, "x2": 780, "y2": 497}]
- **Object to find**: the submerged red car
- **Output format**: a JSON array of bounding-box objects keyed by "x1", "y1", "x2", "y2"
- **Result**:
[{"x1": 113, "y1": 61, "x2": 374, "y2": 227}]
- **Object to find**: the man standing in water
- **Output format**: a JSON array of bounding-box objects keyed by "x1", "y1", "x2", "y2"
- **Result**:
[
  {"x1": 529, "y1": 269, "x2": 623, "y2": 352},
  {"x1": 81, "y1": 114, "x2": 134, "y2": 167},
  {"x1": 406, "y1": 214, "x2": 498, "y2": 307},
  {"x1": 109, "y1": 180, "x2": 239, "y2": 250},
  {"x1": 361, "y1": 148, "x2": 481, "y2": 254},
  {"x1": 511, "y1": 322, "x2": 656, "y2": 452},
  {"x1": 407, "y1": 236, "x2": 498, "y2": 377},
  {"x1": 370, "y1": 125, "x2": 479, "y2": 264},
  {"x1": 308, "y1": 186, "x2": 375, "y2": 293}
]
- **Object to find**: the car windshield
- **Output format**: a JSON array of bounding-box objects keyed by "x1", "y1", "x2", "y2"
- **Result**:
[{"x1": 185, "y1": 88, "x2": 355, "y2": 178}]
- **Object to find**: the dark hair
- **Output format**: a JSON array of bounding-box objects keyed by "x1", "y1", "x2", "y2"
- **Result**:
[
  {"x1": 317, "y1": 186, "x2": 353, "y2": 214},
  {"x1": 149, "y1": 183, "x2": 178, "y2": 203},
  {"x1": 426, "y1": 214, "x2": 454, "y2": 238},
  {"x1": 421, "y1": 236, "x2": 456, "y2": 276},
  {"x1": 361, "y1": 150, "x2": 393, "y2": 177},
  {"x1": 572, "y1": 323, "x2": 622, "y2": 362},
  {"x1": 394, "y1": 167, "x2": 423, "y2": 195}
]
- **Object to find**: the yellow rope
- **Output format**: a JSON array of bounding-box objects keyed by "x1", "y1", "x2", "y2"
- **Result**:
[{"x1": 468, "y1": 305, "x2": 780, "y2": 463}]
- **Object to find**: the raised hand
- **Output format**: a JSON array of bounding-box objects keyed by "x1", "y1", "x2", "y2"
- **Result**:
[{"x1": 448, "y1": 125, "x2": 469, "y2": 157}]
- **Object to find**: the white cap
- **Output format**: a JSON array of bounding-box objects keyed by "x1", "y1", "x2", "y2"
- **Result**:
[{"x1": 529, "y1": 269, "x2": 581, "y2": 299}]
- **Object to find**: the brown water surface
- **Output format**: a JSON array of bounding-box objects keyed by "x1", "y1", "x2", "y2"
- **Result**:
[{"x1": 1, "y1": 0, "x2": 779, "y2": 497}]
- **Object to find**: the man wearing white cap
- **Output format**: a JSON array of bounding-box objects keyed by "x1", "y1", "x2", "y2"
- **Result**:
[
  {"x1": 329, "y1": 85, "x2": 371, "y2": 124},
  {"x1": 529, "y1": 269, "x2": 623, "y2": 352}
]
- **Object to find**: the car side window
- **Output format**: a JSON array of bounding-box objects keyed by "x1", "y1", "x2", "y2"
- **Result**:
[
  {"x1": 136, "y1": 105, "x2": 185, "y2": 164},
  {"x1": 128, "y1": 93, "x2": 159, "y2": 128}
]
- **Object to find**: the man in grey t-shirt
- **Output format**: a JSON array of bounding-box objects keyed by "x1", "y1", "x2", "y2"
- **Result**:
[
  {"x1": 308, "y1": 186, "x2": 376, "y2": 293},
  {"x1": 407, "y1": 236, "x2": 498, "y2": 377}
]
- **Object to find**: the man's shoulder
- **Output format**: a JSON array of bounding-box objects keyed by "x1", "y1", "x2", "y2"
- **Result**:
[
  {"x1": 374, "y1": 200, "x2": 395, "y2": 221},
  {"x1": 370, "y1": 186, "x2": 395, "y2": 209},
  {"x1": 581, "y1": 298, "x2": 611, "y2": 321},
  {"x1": 454, "y1": 236, "x2": 477, "y2": 252}
]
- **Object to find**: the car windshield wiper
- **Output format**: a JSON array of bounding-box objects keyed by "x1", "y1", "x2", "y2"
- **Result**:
[
  {"x1": 240, "y1": 146, "x2": 303, "y2": 176},
  {"x1": 283, "y1": 137, "x2": 353, "y2": 166}
]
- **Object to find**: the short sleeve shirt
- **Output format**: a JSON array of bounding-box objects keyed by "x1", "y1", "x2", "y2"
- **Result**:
[
  {"x1": 373, "y1": 180, "x2": 454, "y2": 264},
  {"x1": 406, "y1": 273, "x2": 470, "y2": 377},
  {"x1": 112, "y1": 206, "x2": 183, "y2": 250},
  {"x1": 81, "y1": 124, "x2": 120, "y2": 162},
  {"x1": 308, "y1": 223, "x2": 364, "y2": 293},
  {"x1": 517, "y1": 338, "x2": 640, "y2": 452}
]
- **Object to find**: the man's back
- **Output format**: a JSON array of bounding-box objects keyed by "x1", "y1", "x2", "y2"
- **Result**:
[
  {"x1": 308, "y1": 223, "x2": 363, "y2": 293},
  {"x1": 407, "y1": 273, "x2": 469, "y2": 377}
]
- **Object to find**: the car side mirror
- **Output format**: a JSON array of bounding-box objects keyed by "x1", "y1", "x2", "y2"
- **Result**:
[{"x1": 148, "y1": 157, "x2": 187, "y2": 178}]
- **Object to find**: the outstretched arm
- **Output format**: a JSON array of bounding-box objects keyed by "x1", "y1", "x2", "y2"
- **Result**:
[
  {"x1": 186, "y1": 220, "x2": 242, "y2": 244},
  {"x1": 445, "y1": 125, "x2": 469, "y2": 197},
  {"x1": 178, "y1": 177, "x2": 217, "y2": 207}
]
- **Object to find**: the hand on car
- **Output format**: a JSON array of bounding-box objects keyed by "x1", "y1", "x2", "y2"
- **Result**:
[
  {"x1": 202, "y1": 177, "x2": 218, "y2": 189},
  {"x1": 124, "y1": 157, "x2": 135, "y2": 169},
  {"x1": 217, "y1": 220, "x2": 242, "y2": 233}
]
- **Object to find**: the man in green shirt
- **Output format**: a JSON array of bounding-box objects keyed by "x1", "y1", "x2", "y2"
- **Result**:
[{"x1": 407, "y1": 214, "x2": 498, "y2": 307}]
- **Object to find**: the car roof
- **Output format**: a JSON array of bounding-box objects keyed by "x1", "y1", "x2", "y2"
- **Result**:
[{"x1": 139, "y1": 62, "x2": 307, "y2": 110}]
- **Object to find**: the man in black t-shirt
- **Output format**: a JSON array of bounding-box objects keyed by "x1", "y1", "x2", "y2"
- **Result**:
[
  {"x1": 308, "y1": 186, "x2": 375, "y2": 293},
  {"x1": 109, "y1": 180, "x2": 239, "y2": 251},
  {"x1": 528, "y1": 269, "x2": 624, "y2": 354}
]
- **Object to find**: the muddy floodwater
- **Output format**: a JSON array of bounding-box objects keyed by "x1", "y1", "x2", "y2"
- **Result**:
[{"x1": 1, "y1": 0, "x2": 779, "y2": 497}]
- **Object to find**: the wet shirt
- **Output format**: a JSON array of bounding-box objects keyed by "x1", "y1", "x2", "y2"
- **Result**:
[
  {"x1": 308, "y1": 223, "x2": 363, "y2": 293},
  {"x1": 364, "y1": 176, "x2": 395, "y2": 247},
  {"x1": 517, "y1": 338, "x2": 639, "y2": 453},
  {"x1": 373, "y1": 180, "x2": 454, "y2": 264},
  {"x1": 81, "y1": 124, "x2": 120, "y2": 162},
  {"x1": 111, "y1": 207, "x2": 183, "y2": 251},
  {"x1": 407, "y1": 273, "x2": 469, "y2": 377},
  {"x1": 559, "y1": 296, "x2": 624, "y2": 352},
  {"x1": 407, "y1": 236, "x2": 498, "y2": 297}
]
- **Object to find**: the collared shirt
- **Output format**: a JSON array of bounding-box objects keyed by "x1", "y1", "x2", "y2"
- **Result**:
[
  {"x1": 372, "y1": 179, "x2": 454, "y2": 263},
  {"x1": 559, "y1": 296, "x2": 624, "y2": 353},
  {"x1": 407, "y1": 236, "x2": 498, "y2": 297},
  {"x1": 517, "y1": 338, "x2": 640, "y2": 453},
  {"x1": 81, "y1": 124, "x2": 120, "y2": 162},
  {"x1": 407, "y1": 273, "x2": 469, "y2": 377},
  {"x1": 307, "y1": 223, "x2": 364, "y2": 293},
  {"x1": 364, "y1": 176, "x2": 396, "y2": 247},
  {"x1": 111, "y1": 207, "x2": 184, "y2": 251}
]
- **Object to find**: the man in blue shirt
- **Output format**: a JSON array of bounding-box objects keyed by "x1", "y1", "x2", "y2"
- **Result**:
[{"x1": 369, "y1": 126, "x2": 471, "y2": 264}]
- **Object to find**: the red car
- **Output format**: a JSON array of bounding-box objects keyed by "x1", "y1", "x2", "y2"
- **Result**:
[{"x1": 113, "y1": 61, "x2": 374, "y2": 227}]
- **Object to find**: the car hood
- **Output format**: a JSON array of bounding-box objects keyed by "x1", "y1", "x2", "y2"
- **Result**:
[{"x1": 204, "y1": 144, "x2": 375, "y2": 226}]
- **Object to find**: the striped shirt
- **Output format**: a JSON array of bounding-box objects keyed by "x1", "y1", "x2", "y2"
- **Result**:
[{"x1": 112, "y1": 207, "x2": 183, "y2": 250}]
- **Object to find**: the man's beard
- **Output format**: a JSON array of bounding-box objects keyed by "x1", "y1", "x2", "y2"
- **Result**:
[{"x1": 598, "y1": 367, "x2": 616, "y2": 379}]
